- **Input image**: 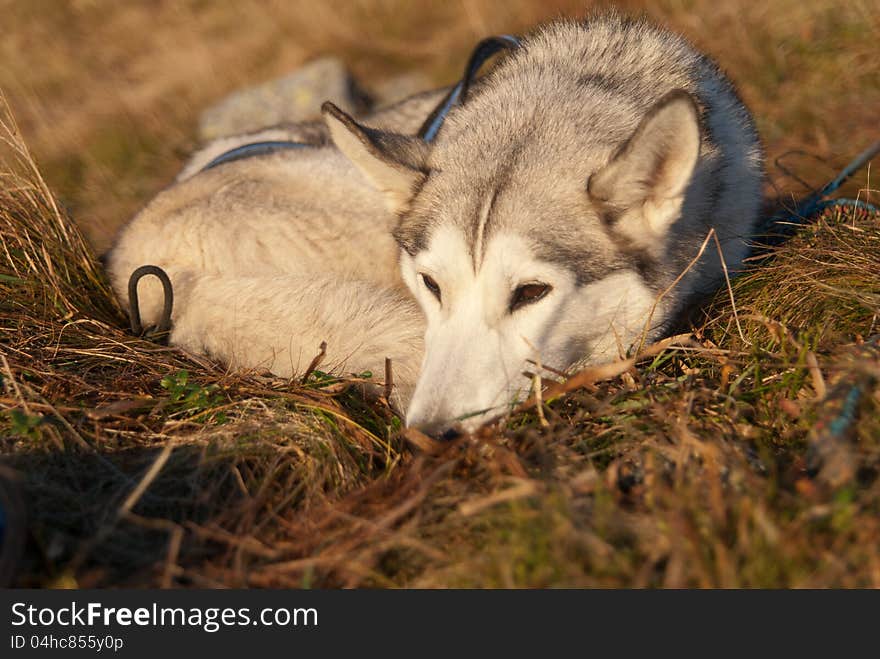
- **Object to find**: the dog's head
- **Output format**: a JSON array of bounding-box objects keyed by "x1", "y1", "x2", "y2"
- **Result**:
[{"x1": 324, "y1": 90, "x2": 700, "y2": 436}]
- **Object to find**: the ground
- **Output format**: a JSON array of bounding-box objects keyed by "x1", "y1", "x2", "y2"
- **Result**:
[{"x1": 0, "y1": 0, "x2": 879, "y2": 587}]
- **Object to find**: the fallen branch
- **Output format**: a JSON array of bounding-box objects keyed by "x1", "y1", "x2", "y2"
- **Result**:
[{"x1": 516, "y1": 333, "x2": 693, "y2": 415}]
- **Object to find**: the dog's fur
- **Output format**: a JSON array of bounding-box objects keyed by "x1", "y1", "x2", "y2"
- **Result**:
[
  {"x1": 107, "y1": 13, "x2": 764, "y2": 434},
  {"x1": 107, "y1": 98, "x2": 441, "y2": 408}
]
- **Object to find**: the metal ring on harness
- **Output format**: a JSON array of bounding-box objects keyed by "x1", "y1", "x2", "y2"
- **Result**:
[
  {"x1": 418, "y1": 34, "x2": 521, "y2": 142},
  {"x1": 128, "y1": 265, "x2": 174, "y2": 340}
]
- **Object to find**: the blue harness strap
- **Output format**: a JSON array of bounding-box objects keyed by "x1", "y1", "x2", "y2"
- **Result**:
[
  {"x1": 201, "y1": 140, "x2": 312, "y2": 172},
  {"x1": 419, "y1": 82, "x2": 464, "y2": 143},
  {"x1": 418, "y1": 34, "x2": 521, "y2": 142},
  {"x1": 792, "y1": 139, "x2": 880, "y2": 218}
]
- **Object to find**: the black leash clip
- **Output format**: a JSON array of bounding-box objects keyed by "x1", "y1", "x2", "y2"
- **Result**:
[{"x1": 127, "y1": 265, "x2": 174, "y2": 342}]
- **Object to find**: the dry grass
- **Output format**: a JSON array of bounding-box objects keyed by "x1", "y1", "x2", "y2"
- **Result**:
[
  {"x1": 1, "y1": 1, "x2": 880, "y2": 588},
  {"x1": 1, "y1": 99, "x2": 405, "y2": 586}
]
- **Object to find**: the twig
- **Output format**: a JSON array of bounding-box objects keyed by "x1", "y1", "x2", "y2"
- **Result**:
[
  {"x1": 459, "y1": 478, "x2": 539, "y2": 516},
  {"x1": 66, "y1": 441, "x2": 177, "y2": 573},
  {"x1": 515, "y1": 333, "x2": 692, "y2": 415},
  {"x1": 0, "y1": 353, "x2": 31, "y2": 415},
  {"x1": 525, "y1": 359, "x2": 568, "y2": 379},
  {"x1": 124, "y1": 513, "x2": 185, "y2": 589},
  {"x1": 33, "y1": 391, "x2": 94, "y2": 452},
  {"x1": 183, "y1": 521, "x2": 280, "y2": 559},
  {"x1": 805, "y1": 351, "x2": 827, "y2": 400},
  {"x1": 402, "y1": 427, "x2": 449, "y2": 454},
  {"x1": 119, "y1": 440, "x2": 175, "y2": 516},
  {"x1": 300, "y1": 341, "x2": 327, "y2": 383},
  {"x1": 522, "y1": 336, "x2": 548, "y2": 427},
  {"x1": 384, "y1": 357, "x2": 394, "y2": 402},
  {"x1": 532, "y1": 371, "x2": 548, "y2": 427},
  {"x1": 637, "y1": 229, "x2": 714, "y2": 354},
  {"x1": 162, "y1": 526, "x2": 184, "y2": 589},
  {"x1": 712, "y1": 231, "x2": 749, "y2": 345},
  {"x1": 741, "y1": 314, "x2": 803, "y2": 350}
]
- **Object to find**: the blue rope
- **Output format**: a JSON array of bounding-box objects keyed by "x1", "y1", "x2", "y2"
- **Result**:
[
  {"x1": 762, "y1": 140, "x2": 880, "y2": 244},
  {"x1": 420, "y1": 82, "x2": 464, "y2": 143},
  {"x1": 782, "y1": 140, "x2": 880, "y2": 219},
  {"x1": 817, "y1": 140, "x2": 880, "y2": 200},
  {"x1": 417, "y1": 34, "x2": 521, "y2": 142}
]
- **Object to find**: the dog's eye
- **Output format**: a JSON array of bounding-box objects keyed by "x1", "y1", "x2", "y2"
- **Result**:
[
  {"x1": 421, "y1": 273, "x2": 441, "y2": 302},
  {"x1": 510, "y1": 283, "x2": 551, "y2": 312}
]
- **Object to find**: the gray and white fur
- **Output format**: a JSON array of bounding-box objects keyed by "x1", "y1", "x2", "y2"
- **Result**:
[{"x1": 107, "y1": 13, "x2": 764, "y2": 434}]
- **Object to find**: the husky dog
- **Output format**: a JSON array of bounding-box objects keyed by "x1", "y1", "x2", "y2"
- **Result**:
[
  {"x1": 108, "y1": 13, "x2": 763, "y2": 435},
  {"x1": 324, "y1": 14, "x2": 763, "y2": 435}
]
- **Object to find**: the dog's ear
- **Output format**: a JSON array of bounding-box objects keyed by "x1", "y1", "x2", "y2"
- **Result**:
[
  {"x1": 587, "y1": 90, "x2": 700, "y2": 243},
  {"x1": 323, "y1": 102, "x2": 428, "y2": 211}
]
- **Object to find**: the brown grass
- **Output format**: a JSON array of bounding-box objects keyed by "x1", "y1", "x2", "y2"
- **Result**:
[{"x1": 1, "y1": 0, "x2": 880, "y2": 588}]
